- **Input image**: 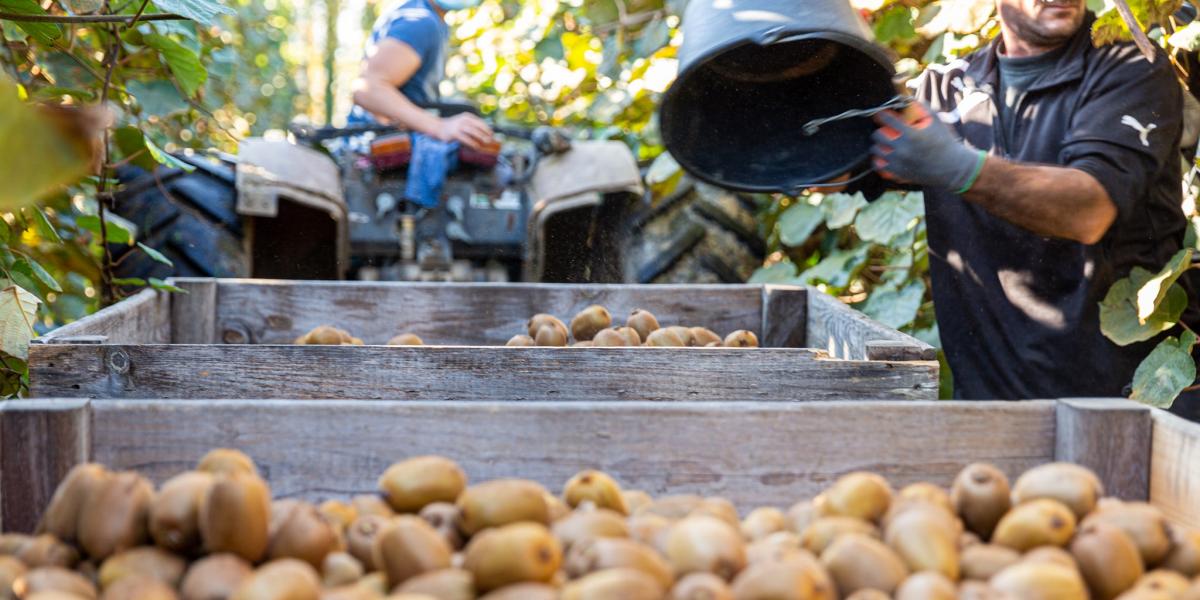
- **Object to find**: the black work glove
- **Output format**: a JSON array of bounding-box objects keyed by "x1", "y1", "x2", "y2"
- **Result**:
[{"x1": 870, "y1": 101, "x2": 987, "y2": 194}]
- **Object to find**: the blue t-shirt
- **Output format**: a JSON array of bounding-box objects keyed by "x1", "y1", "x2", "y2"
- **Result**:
[{"x1": 348, "y1": 0, "x2": 448, "y2": 124}]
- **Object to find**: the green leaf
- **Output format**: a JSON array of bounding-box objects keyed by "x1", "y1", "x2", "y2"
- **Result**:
[
  {"x1": 149, "y1": 0, "x2": 234, "y2": 25},
  {"x1": 0, "y1": 0, "x2": 62, "y2": 44},
  {"x1": 111, "y1": 277, "x2": 147, "y2": 286},
  {"x1": 113, "y1": 126, "x2": 194, "y2": 172},
  {"x1": 1100, "y1": 270, "x2": 1189, "y2": 346},
  {"x1": 0, "y1": 75, "x2": 91, "y2": 210},
  {"x1": 855, "y1": 192, "x2": 923, "y2": 244},
  {"x1": 144, "y1": 34, "x2": 207, "y2": 98},
  {"x1": 823, "y1": 192, "x2": 869, "y2": 229},
  {"x1": 1129, "y1": 331, "x2": 1198, "y2": 408},
  {"x1": 76, "y1": 215, "x2": 134, "y2": 245},
  {"x1": 1168, "y1": 20, "x2": 1200, "y2": 50},
  {"x1": 148, "y1": 277, "x2": 187, "y2": 293},
  {"x1": 137, "y1": 242, "x2": 174, "y2": 267},
  {"x1": 874, "y1": 5, "x2": 918, "y2": 43},
  {"x1": 0, "y1": 284, "x2": 40, "y2": 360},
  {"x1": 27, "y1": 207, "x2": 62, "y2": 244},
  {"x1": 778, "y1": 201, "x2": 825, "y2": 247},
  {"x1": 798, "y1": 245, "x2": 871, "y2": 289},
  {"x1": 1135, "y1": 249, "x2": 1192, "y2": 322},
  {"x1": 0, "y1": 221, "x2": 9, "y2": 244},
  {"x1": 125, "y1": 80, "x2": 187, "y2": 117},
  {"x1": 860, "y1": 279, "x2": 927, "y2": 329},
  {"x1": 26, "y1": 259, "x2": 61, "y2": 293},
  {"x1": 59, "y1": 0, "x2": 103, "y2": 13},
  {"x1": 748, "y1": 261, "x2": 798, "y2": 284}
]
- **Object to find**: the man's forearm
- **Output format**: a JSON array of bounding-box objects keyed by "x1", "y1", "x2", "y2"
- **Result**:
[
  {"x1": 963, "y1": 156, "x2": 1117, "y2": 245},
  {"x1": 351, "y1": 78, "x2": 441, "y2": 136}
]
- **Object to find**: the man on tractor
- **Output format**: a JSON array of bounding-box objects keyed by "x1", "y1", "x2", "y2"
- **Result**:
[{"x1": 868, "y1": 0, "x2": 1200, "y2": 403}]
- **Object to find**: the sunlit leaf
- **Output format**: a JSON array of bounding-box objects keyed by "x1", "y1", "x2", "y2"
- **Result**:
[
  {"x1": 0, "y1": 284, "x2": 40, "y2": 360},
  {"x1": 126, "y1": 79, "x2": 187, "y2": 117},
  {"x1": 1168, "y1": 20, "x2": 1200, "y2": 50},
  {"x1": 114, "y1": 126, "x2": 194, "y2": 173},
  {"x1": 798, "y1": 245, "x2": 872, "y2": 289},
  {"x1": 778, "y1": 201, "x2": 825, "y2": 247},
  {"x1": 1129, "y1": 331, "x2": 1198, "y2": 408},
  {"x1": 1135, "y1": 249, "x2": 1192, "y2": 322},
  {"x1": 823, "y1": 192, "x2": 869, "y2": 228},
  {"x1": 0, "y1": 0, "x2": 62, "y2": 44},
  {"x1": 26, "y1": 207, "x2": 62, "y2": 244},
  {"x1": 645, "y1": 151, "x2": 683, "y2": 198},
  {"x1": 144, "y1": 34, "x2": 207, "y2": 97},
  {"x1": 112, "y1": 277, "x2": 148, "y2": 286},
  {"x1": 875, "y1": 5, "x2": 918, "y2": 43},
  {"x1": 149, "y1": 0, "x2": 234, "y2": 25},
  {"x1": 76, "y1": 215, "x2": 134, "y2": 245},
  {"x1": 0, "y1": 76, "x2": 91, "y2": 210},
  {"x1": 137, "y1": 242, "x2": 174, "y2": 267},
  {"x1": 859, "y1": 279, "x2": 926, "y2": 329},
  {"x1": 748, "y1": 261, "x2": 798, "y2": 284},
  {"x1": 26, "y1": 259, "x2": 62, "y2": 293},
  {"x1": 855, "y1": 191, "x2": 923, "y2": 244},
  {"x1": 1100, "y1": 270, "x2": 1188, "y2": 346}
]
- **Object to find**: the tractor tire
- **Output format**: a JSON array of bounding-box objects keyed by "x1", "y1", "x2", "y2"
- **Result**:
[
  {"x1": 110, "y1": 154, "x2": 249, "y2": 281},
  {"x1": 622, "y1": 178, "x2": 766, "y2": 284}
]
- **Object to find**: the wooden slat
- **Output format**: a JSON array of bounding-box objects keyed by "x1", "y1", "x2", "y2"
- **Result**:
[
  {"x1": 212, "y1": 280, "x2": 766, "y2": 346},
  {"x1": 805, "y1": 290, "x2": 936, "y2": 361},
  {"x1": 1055, "y1": 398, "x2": 1152, "y2": 501},
  {"x1": 38, "y1": 288, "x2": 169, "y2": 344},
  {"x1": 0, "y1": 399, "x2": 92, "y2": 533},
  {"x1": 761, "y1": 286, "x2": 807, "y2": 349},
  {"x1": 1149, "y1": 408, "x2": 1200, "y2": 528},
  {"x1": 27, "y1": 345, "x2": 939, "y2": 400},
  {"x1": 86, "y1": 400, "x2": 1057, "y2": 510},
  {"x1": 169, "y1": 278, "x2": 217, "y2": 344}
]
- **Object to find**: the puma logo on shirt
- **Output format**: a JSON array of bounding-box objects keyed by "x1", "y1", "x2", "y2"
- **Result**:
[{"x1": 1120, "y1": 115, "x2": 1157, "y2": 147}]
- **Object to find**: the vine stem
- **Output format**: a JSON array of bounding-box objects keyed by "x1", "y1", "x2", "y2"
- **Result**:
[
  {"x1": 95, "y1": 25, "x2": 121, "y2": 307},
  {"x1": 0, "y1": 11, "x2": 186, "y2": 23}
]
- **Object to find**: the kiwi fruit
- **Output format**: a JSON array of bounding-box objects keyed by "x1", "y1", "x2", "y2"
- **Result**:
[
  {"x1": 992, "y1": 498, "x2": 1076, "y2": 551},
  {"x1": 687, "y1": 328, "x2": 722, "y2": 347},
  {"x1": 462, "y1": 522, "x2": 561, "y2": 592},
  {"x1": 505, "y1": 335, "x2": 535, "y2": 347},
  {"x1": 351, "y1": 495, "x2": 394, "y2": 519},
  {"x1": 319, "y1": 553, "x2": 362, "y2": 588},
  {"x1": 626, "y1": 310, "x2": 660, "y2": 342},
  {"x1": 1070, "y1": 521, "x2": 1144, "y2": 600},
  {"x1": 745, "y1": 532, "x2": 808, "y2": 565},
  {"x1": 783, "y1": 501, "x2": 817, "y2": 535},
  {"x1": 615, "y1": 327, "x2": 643, "y2": 346},
  {"x1": 148, "y1": 472, "x2": 213, "y2": 554},
  {"x1": 37, "y1": 464, "x2": 111, "y2": 545},
  {"x1": 894, "y1": 571, "x2": 956, "y2": 600},
  {"x1": 560, "y1": 567, "x2": 664, "y2": 600},
  {"x1": 1012, "y1": 462, "x2": 1103, "y2": 519},
  {"x1": 628, "y1": 514, "x2": 673, "y2": 555},
  {"x1": 13, "y1": 567, "x2": 98, "y2": 600},
  {"x1": 592, "y1": 328, "x2": 630, "y2": 347},
  {"x1": 372, "y1": 516, "x2": 452, "y2": 588},
  {"x1": 0, "y1": 534, "x2": 33, "y2": 556},
  {"x1": 526, "y1": 314, "x2": 565, "y2": 337},
  {"x1": 177, "y1": 554, "x2": 252, "y2": 600},
  {"x1": 570, "y1": 306, "x2": 612, "y2": 342},
  {"x1": 475, "y1": 583, "x2": 558, "y2": 600},
  {"x1": 883, "y1": 504, "x2": 959, "y2": 580},
  {"x1": 622, "y1": 491, "x2": 654, "y2": 515},
  {"x1": 196, "y1": 449, "x2": 258, "y2": 477},
  {"x1": 664, "y1": 326, "x2": 695, "y2": 346},
  {"x1": 1183, "y1": 581, "x2": 1200, "y2": 600},
  {"x1": 228, "y1": 559, "x2": 319, "y2": 600},
  {"x1": 378, "y1": 457, "x2": 467, "y2": 514},
  {"x1": 897, "y1": 482, "x2": 954, "y2": 512},
  {"x1": 663, "y1": 516, "x2": 746, "y2": 581},
  {"x1": 317, "y1": 501, "x2": 357, "y2": 533},
  {"x1": 1082, "y1": 501, "x2": 1172, "y2": 567},
  {"x1": 97, "y1": 547, "x2": 185, "y2": 589},
  {"x1": 456, "y1": 479, "x2": 550, "y2": 536},
  {"x1": 573, "y1": 341, "x2": 595, "y2": 347},
  {"x1": 645, "y1": 329, "x2": 686, "y2": 347},
  {"x1": 16, "y1": 536, "x2": 79, "y2": 569},
  {"x1": 533, "y1": 324, "x2": 568, "y2": 347},
  {"x1": 199, "y1": 472, "x2": 271, "y2": 563},
  {"x1": 418, "y1": 503, "x2": 464, "y2": 551},
  {"x1": 740, "y1": 508, "x2": 786, "y2": 542},
  {"x1": 693, "y1": 498, "x2": 739, "y2": 529},
  {"x1": 821, "y1": 472, "x2": 893, "y2": 523},
  {"x1": 552, "y1": 508, "x2": 629, "y2": 550},
  {"x1": 296, "y1": 326, "x2": 350, "y2": 346},
  {"x1": 722, "y1": 331, "x2": 758, "y2": 348},
  {"x1": 99, "y1": 576, "x2": 176, "y2": 600},
  {"x1": 386, "y1": 334, "x2": 424, "y2": 346},
  {"x1": 636, "y1": 495, "x2": 703, "y2": 520},
  {"x1": 798, "y1": 517, "x2": 878, "y2": 555},
  {"x1": 990, "y1": 561, "x2": 1087, "y2": 599},
  {"x1": 565, "y1": 538, "x2": 672, "y2": 589},
  {"x1": 346, "y1": 516, "x2": 389, "y2": 572},
  {"x1": 951, "y1": 463, "x2": 1012, "y2": 539},
  {"x1": 842, "y1": 591, "x2": 889, "y2": 600},
  {"x1": 316, "y1": 585, "x2": 376, "y2": 600},
  {"x1": 729, "y1": 555, "x2": 837, "y2": 600},
  {"x1": 1163, "y1": 526, "x2": 1200, "y2": 576},
  {"x1": 394, "y1": 568, "x2": 473, "y2": 600},
  {"x1": 668, "y1": 572, "x2": 733, "y2": 600},
  {"x1": 265, "y1": 501, "x2": 339, "y2": 569},
  {"x1": 1023, "y1": 546, "x2": 1079, "y2": 571},
  {"x1": 819, "y1": 533, "x2": 908, "y2": 595},
  {"x1": 78, "y1": 472, "x2": 154, "y2": 560},
  {"x1": 0, "y1": 555, "x2": 28, "y2": 597},
  {"x1": 1129, "y1": 569, "x2": 1192, "y2": 594},
  {"x1": 960, "y1": 543, "x2": 1021, "y2": 581},
  {"x1": 563, "y1": 470, "x2": 628, "y2": 514}
]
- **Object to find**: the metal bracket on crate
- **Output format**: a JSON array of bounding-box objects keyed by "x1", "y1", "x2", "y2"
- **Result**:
[{"x1": 33, "y1": 335, "x2": 108, "y2": 345}]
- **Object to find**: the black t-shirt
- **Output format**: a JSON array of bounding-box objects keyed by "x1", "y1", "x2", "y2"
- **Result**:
[
  {"x1": 997, "y1": 45, "x2": 1066, "y2": 150},
  {"x1": 913, "y1": 14, "x2": 1191, "y2": 399}
]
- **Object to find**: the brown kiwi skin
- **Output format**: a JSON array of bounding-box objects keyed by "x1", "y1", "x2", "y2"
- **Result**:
[
  {"x1": 992, "y1": 498, "x2": 1077, "y2": 552},
  {"x1": 951, "y1": 463, "x2": 1012, "y2": 540},
  {"x1": 1163, "y1": 525, "x2": 1200, "y2": 576},
  {"x1": 462, "y1": 522, "x2": 562, "y2": 592},
  {"x1": 592, "y1": 329, "x2": 630, "y2": 347},
  {"x1": 77, "y1": 472, "x2": 154, "y2": 561},
  {"x1": 626, "y1": 309, "x2": 660, "y2": 342},
  {"x1": 723, "y1": 330, "x2": 759, "y2": 348},
  {"x1": 386, "y1": 334, "x2": 424, "y2": 346},
  {"x1": 196, "y1": 449, "x2": 258, "y2": 477},
  {"x1": 505, "y1": 335, "x2": 535, "y2": 347},
  {"x1": 148, "y1": 471, "x2": 214, "y2": 555},
  {"x1": 662, "y1": 516, "x2": 747, "y2": 581},
  {"x1": 377, "y1": 456, "x2": 467, "y2": 514},
  {"x1": 0, "y1": 555, "x2": 28, "y2": 597},
  {"x1": 228, "y1": 559, "x2": 320, "y2": 600},
  {"x1": 645, "y1": 329, "x2": 686, "y2": 347},
  {"x1": 15, "y1": 566, "x2": 99, "y2": 599},
  {"x1": 15, "y1": 535, "x2": 80, "y2": 569},
  {"x1": 99, "y1": 576, "x2": 177, "y2": 600},
  {"x1": 319, "y1": 552, "x2": 363, "y2": 588},
  {"x1": 37, "y1": 464, "x2": 111, "y2": 545},
  {"x1": 615, "y1": 327, "x2": 643, "y2": 346},
  {"x1": 669, "y1": 572, "x2": 734, "y2": 600},
  {"x1": 455, "y1": 479, "x2": 550, "y2": 536},
  {"x1": 820, "y1": 533, "x2": 908, "y2": 595},
  {"x1": 264, "y1": 501, "x2": 339, "y2": 569},
  {"x1": 563, "y1": 470, "x2": 628, "y2": 514},
  {"x1": 199, "y1": 472, "x2": 271, "y2": 563},
  {"x1": 418, "y1": 502, "x2": 465, "y2": 551},
  {"x1": 533, "y1": 324, "x2": 568, "y2": 347},
  {"x1": 1012, "y1": 462, "x2": 1104, "y2": 519},
  {"x1": 552, "y1": 509, "x2": 629, "y2": 551},
  {"x1": 1070, "y1": 521, "x2": 1145, "y2": 600},
  {"x1": 345, "y1": 516, "x2": 389, "y2": 572},
  {"x1": 564, "y1": 537, "x2": 673, "y2": 589},
  {"x1": 476, "y1": 583, "x2": 559, "y2": 600},
  {"x1": 1081, "y1": 501, "x2": 1173, "y2": 568},
  {"x1": 97, "y1": 547, "x2": 186, "y2": 589},
  {"x1": 687, "y1": 328, "x2": 723, "y2": 347},
  {"x1": 570, "y1": 306, "x2": 612, "y2": 342},
  {"x1": 394, "y1": 568, "x2": 474, "y2": 600},
  {"x1": 371, "y1": 516, "x2": 452, "y2": 588},
  {"x1": 960, "y1": 543, "x2": 1021, "y2": 581},
  {"x1": 560, "y1": 567, "x2": 665, "y2": 600}
]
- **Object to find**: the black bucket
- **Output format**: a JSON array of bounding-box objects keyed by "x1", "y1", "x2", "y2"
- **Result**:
[{"x1": 660, "y1": 0, "x2": 898, "y2": 195}]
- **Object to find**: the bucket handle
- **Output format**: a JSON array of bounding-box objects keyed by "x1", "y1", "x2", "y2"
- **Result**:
[{"x1": 787, "y1": 95, "x2": 912, "y2": 194}]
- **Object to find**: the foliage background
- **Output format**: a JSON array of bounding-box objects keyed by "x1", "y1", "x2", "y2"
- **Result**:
[{"x1": 2, "y1": 0, "x2": 1198, "y2": 398}]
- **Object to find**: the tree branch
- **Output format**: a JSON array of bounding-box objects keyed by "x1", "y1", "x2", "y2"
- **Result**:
[{"x1": 0, "y1": 11, "x2": 187, "y2": 23}]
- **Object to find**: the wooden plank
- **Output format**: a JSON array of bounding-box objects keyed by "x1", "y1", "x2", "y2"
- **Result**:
[
  {"x1": 38, "y1": 288, "x2": 170, "y2": 344},
  {"x1": 0, "y1": 399, "x2": 92, "y2": 533},
  {"x1": 212, "y1": 280, "x2": 766, "y2": 346},
  {"x1": 805, "y1": 290, "x2": 936, "y2": 361},
  {"x1": 1055, "y1": 398, "x2": 1152, "y2": 501},
  {"x1": 28, "y1": 344, "x2": 939, "y2": 400},
  {"x1": 1149, "y1": 408, "x2": 1200, "y2": 528},
  {"x1": 169, "y1": 278, "x2": 217, "y2": 344},
  {"x1": 88, "y1": 400, "x2": 1057, "y2": 510},
  {"x1": 761, "y1": 286, "x2": 807, "y2": 349}
]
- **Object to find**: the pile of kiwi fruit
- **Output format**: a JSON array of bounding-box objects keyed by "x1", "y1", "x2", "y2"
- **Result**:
[
  {"x1": 292, "y1": 307, "x2": 760, "y2": 349},
  {"x1": 7, "y1": 453, "x2": 1200, "y2": 600}
]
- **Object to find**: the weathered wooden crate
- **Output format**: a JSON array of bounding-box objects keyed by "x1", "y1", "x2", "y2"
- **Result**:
[
  {"x1": 2, "y1": 397, "x2": 1195, "y2": 533},
  {"x1": 28, "y1": 278, "x2": 938, "y2": 400}
]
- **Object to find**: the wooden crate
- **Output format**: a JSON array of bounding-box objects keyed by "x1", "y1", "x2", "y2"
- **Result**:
[
  {"x1": 27, "y1": 278, "x2": 938, "y2": 401},
  {"x1": 2, "y1": 397, "x2": 1195, "y2": 533}
]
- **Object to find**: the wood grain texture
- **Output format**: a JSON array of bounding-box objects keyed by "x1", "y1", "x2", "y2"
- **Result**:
[
  {"x1": 86, "y1": 400, "x2": 1057, "y2": 510},
  {"x1": 212, "y1": 280, "x2": 766, "y2": 346},
  {"x1": 805, "y1": 290, "x2": 936, "y2": 361},
  {"x1": 0, "y1": 399, "x2": 92, "y2": 533},
  {"x1": 169, "y1": 278, "x2": 217, "y2": 344},
  {"x1": 27, "y1": 344, "x2": 939, "y2": 400},
  {"x1": 1055, "y1": 398, "x2": 1152, "y2": 501},
  {"x1": 761, "y1": 286, "x2": 807, "y2": 349},
  {"x1": 37, "y1": 288, "x2": 169, "y2": 344},
  {"x1": 1149, "y1": 408, "x2": 1200, "y2": 528}
]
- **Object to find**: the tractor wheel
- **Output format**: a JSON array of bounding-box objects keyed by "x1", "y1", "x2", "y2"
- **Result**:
[
  {"x1": 110, "y1": 154, "x2": 248, "y2": 281},
  {"x1": 622, "y1": 178, "x2": 766, "y2": 283}
]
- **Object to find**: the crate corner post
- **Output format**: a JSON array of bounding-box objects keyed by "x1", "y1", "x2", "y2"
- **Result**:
[
  {"x1": 0, "y1": 399, "x2": 93, "y2": 533},
  {"x1": 1054, "y1": 398, "x2": 1152, "y2": 501}
]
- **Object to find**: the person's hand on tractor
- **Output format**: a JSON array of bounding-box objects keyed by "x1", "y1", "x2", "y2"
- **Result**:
[
  {"x1": 871, "y1": 101, "x2": 987, "y2": 194},
  {"x1": 436, "y1": 112, "x2": 495, "y2": 151}
]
